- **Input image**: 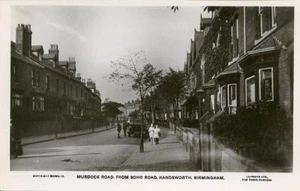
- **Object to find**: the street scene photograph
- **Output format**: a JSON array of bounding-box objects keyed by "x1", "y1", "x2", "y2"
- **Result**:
[{"x1": 9, "y1": 5, "x2": 294, "y2": 172}]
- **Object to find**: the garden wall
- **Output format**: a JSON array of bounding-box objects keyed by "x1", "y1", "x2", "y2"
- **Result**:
[{"x1": 175, "y1": 125, "x2": 267, "y2": 172}]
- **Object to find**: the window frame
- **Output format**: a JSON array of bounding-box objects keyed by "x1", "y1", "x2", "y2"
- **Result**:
[
  {"x1": 256, "y1": 7, "x2": 277, "y2": 45},
  {"x1": 259, "y1": 67, "x2": 274, "y2": 101},
  {"x1": 245, "y1": 75, "x2": 256, "y2": 106},
  {"x1": 46, "y1": 75, "x2": 50, "y2": 91},
  {"x1": 227, "y1": 83, "x2": 237, "y2": 114},
  {"x1": 271, "y1": 7, "x2": 276, "y2": 27},
  {"x1": 12, "y1": 64, "x2": 19, "y2": 83},
  {"x1": 31, "y1": 70, "x2": 35, "y2": 87},
  {"x1": 32, "y1": 95, "x2": 45, "y2": 111},
  {"x1": 12, "y1": 92, "x2": 23, "y2": 109},
  {"x1": 235, "y1": 18, "x2": 239, "y2": 56},
  {"x1": 221, "y1": 85, "x2": 226, "y2": 110}
]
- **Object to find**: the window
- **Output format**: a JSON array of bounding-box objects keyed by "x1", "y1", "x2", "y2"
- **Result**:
[
  {"x1": 46, "y1": 75, "x2": 50, "y2": 90},
  {"x1": 259, "y1": 7, "x2": 276, "y2": 36},
  {"x1": 56, "y1": 79, "x2": 59, "y2": 92},
  {"x1": 31, "y1": 70, "x2": 34, "y2": 86},
  {"x1": 70, "y1": 104, "x2": 75, "y2": 115},
  {"x1": 12, "y1": 92, "x2": 23, "y2": 109},
  {"x1": 245, "y1": 76, "x2": 256, "y2": 105},
  {"x1": 12, "y1": 64, "x2": 19, "y2": 82},
  {"x1": 31, "y1": 70, "x2": 40, "y2": 87},
  {"x1": 259, "y1": 68, "x2": 274, "y2": 101},
  {"x1": 229, "y1": 25, "x2": 234, "y2": 61},
  {"x1": 235, "y1": 18, "x2": 239, "y2": 55},
  {"x1": 32, "y1": 96, "x2": 44, "y2": 111},
  {"x1": 210, "y1": 94, "x2": 215, "y2": 114},
  {"x1": 227, "y1": 84, "x2": 237, "y2": 114},
  {"x1": 76, "y1": 86, "x2": 78, "y2": 97},
  {"x1": 36, "y1": 72, "x2": 40, "y2": 87},
  {"x1": 221, "y1": 85, "x2": 226, "y2": 110},
  {"x1": 63, "y1": 82, "x2": 66, "y2": 95},
  {"x1": 229, "y1": 18, "x2": 239, "y2": 62},
  {"x1": 70, "y1": 84, "x2": 73, "y2": 97}
]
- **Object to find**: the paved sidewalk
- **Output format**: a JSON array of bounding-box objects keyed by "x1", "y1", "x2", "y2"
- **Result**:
[
  {"x1": 22, "y1": 126, "x2": 113, "y2": 145},
  {"x1": 120, "y1": 128, "x2": 197, "y2": 171}
]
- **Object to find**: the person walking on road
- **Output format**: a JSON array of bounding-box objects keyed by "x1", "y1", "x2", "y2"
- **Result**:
[
  {"x1": 117, "y1": 123, "x2": 122, "y2": 138},
  {"x1": 148, "y1": 124, "x2": 155, "y2": 145},
  {"x1": 123, "y1": 122, "x2": 127, "y2": 137},
  {"x1": 153, "y1": 124, "x2": 161, "y2": 144}
]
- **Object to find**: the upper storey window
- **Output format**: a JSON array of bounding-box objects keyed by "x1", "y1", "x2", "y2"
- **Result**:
[
  {"x1": 258, "y1": 7, "x2": 276, "y2": 37},
  {"x1": 229, "y1": 17, "x2": 239, "y2": 62}
]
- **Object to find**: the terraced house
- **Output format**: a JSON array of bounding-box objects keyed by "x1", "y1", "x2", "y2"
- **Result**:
[
  {"x1": 11, "y1": 24, "x2": 102, "y2": 138},
  {"x1": 181, "y1": 6, "x2": 293, "y2": 171}
]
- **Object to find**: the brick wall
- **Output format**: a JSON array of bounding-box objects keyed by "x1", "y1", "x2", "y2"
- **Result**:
[
  {"x1": 278, "y1": 42, "x2": 293, "y2": 116},
  {"x1": 245, "y1": 7, "x2": 259, "y2": 51}
]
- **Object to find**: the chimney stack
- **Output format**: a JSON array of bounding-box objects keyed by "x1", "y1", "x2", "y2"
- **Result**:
[
  {"x1": 16, "y1": 24, "x2": 32, "y2": 56},
  {"x1": 68, "y1": 57, "x2": 76, "y2": 77},
  {"x1": 76, "y1": 73, "x2": 81, "y2": 81},
  {"x1": 48, "y1": 44, "x2": 59, "y2": 66}
]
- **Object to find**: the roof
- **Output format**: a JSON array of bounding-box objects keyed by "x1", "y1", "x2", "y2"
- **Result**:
[
  {"x1": 238, "y1": 46, "x2": 279, "y2": 64},
  {"x1": 196, "y1": 88, "x2": 204, "y2": 93},
  {"x1": 11, "y1": 41, "x2": 16, "y2": 50},
  {"x1": 195, "y1": 30, "x2": 204, "y2": 53},
  {"x1": 216, "y1": 62, "x2": 242, "y2": 79},
  {"x1": 43, "y1": 53, "x2": 56, "y2": 59},
  {"x1": 200, "y1": 18, "x2": 212, "y2": 30},
  {"x1": 204, "y1": 6, "x2": 220, "y2": 12},
  {"x1": 31, "y1": 45, "x2": 44, "y2": 52},
  {"x1": 58, "y1": 61, "x2": 68, "y2": 66},
  {"x1": 202, "y1": 79, "x2": 215, "y2": 89},
  {"x1": 11, "y1": 50, "x2": 44, "y2": 69}
]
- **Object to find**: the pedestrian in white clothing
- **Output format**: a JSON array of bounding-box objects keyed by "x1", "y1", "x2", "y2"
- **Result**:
[
  {"x1": 153, "y1": 125, "x2": 160, "y2": 144},
  {"x1": 148, "y1": 124, "x2": 155, "y2": 145}
]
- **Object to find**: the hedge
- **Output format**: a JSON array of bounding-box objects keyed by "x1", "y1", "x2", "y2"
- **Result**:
[{"x1": 213, "y1": 101, "x2": 293, "y2": 166}]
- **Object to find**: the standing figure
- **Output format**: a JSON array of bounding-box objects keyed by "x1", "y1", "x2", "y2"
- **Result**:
[
  {"x1": 148, "y1": 124, "x2": 155, "y2": 145},
  {"x1": 123, "y1": 122, "x2": 127, "y2": 137},
  {"x1": 117, "y1": 123, "x2": 122, "y2": 138},
  {"x1": 153, "y1": 124, "x2": 161, "y2": 144},
  {"x1": 11, "y1": 107, "x2": 24, "y2": 158}
]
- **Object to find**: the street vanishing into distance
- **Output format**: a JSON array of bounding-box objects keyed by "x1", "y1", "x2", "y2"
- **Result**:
[{"x1": 11, "y1": 127, "x2": 196, "y2": 171}]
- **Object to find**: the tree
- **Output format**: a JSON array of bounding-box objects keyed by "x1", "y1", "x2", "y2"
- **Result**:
[
  {"x1": 108, "y1": 51, "x2": 162, "y2": 152},
  {"x1": 145, "y1": 68, "x2": 185, "y2": 122},
  {"x1": 102, "y1": 101, "x2": 124, "y2": 127},
  {"x1": 171, "y1": 6, "x2": 179, "y2": 12},
  {"x1": 128, "y1": 110, "x2": 139, "y2": 120}
]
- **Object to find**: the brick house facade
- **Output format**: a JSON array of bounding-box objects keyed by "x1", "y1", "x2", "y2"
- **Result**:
[
  {"x1": 11, "y1": 24, "x2": 102, "y2": 128},
  {"x1": 182, "y1": 6, "x2": 294, "y2": 123}
]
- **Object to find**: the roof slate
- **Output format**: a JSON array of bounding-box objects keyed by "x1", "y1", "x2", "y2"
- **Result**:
[
  {"x1": 11, "y1": 50, "x2": 44, "y2": 69},
  {"x1": 43, "y1": 53, "x2": 56, "y2": 59},
  {"x1": 31, "y1": 45, "x2": 44, "y2": 52},
  {"x1": 216, "y1": 62, "x2": 241, "y2": 79}
]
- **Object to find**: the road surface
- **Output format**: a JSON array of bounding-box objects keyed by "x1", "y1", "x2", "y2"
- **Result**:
[{"x1": 10, "y1": 127, "x2": 196, "y2": 171}]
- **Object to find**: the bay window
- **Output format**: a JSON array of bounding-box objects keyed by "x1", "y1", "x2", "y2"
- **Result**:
[
  {"x1": 227, "y1": 84, "x2": 237, "y2": 114},
  {"x1": 259, "y1": 68, "x2": 274, "y2": 101},
  {"x1": 221, "y1": 85, "x2": 226, "y2": 110},
  {"x1": 245, "y1": 76, "x2": 256, "y2": 105},
  {"x1": 12, "y1": 92, "x2": 23, "y2": 109}
]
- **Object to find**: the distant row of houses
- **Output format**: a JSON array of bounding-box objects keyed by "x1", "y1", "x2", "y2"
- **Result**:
[
  {"x1": 11, "y1": 24, "x2": 102, "y2": 120},
  {"x1": 180, "y1": 6, "x2": 293, "y2": 123}
]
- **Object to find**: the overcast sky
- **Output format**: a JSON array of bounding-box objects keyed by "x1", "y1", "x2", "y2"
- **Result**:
[{"x1": 11, "y1": 6, "x2": 205, "y2": 103}]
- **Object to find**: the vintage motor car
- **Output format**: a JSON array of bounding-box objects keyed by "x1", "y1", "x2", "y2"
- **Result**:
[{"x1": 127, "y1": 120, "x2": 148, "y2": 139}]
